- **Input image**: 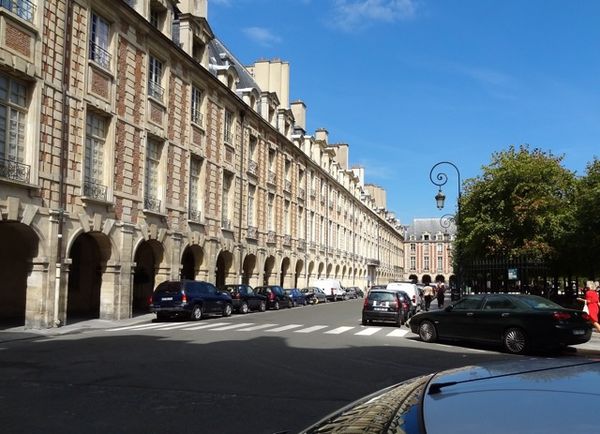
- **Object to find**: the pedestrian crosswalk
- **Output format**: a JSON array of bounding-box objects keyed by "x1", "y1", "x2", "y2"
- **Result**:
[{"x1": 106, "y1": 321, "x2": 412, "y2": 338}]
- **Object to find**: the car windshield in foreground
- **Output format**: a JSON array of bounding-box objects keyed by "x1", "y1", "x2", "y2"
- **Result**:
[{"x1": 515, "y1": 295, "x2": 564, "y2": 310}]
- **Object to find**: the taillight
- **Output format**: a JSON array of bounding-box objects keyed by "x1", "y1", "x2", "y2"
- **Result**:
[
  {"x1": 553, "y1": 312, "x2": 571, "y2": 321},
  {"x1": 363, "y1": 298, "x2": 369, "y2": 308},
  {"x1": 581, "y1": 313, "x2": 591, "y2": 322},
  {"x1": 269, "y1": 292, "x2": 275, "y2": 301},
  {"x1": 233, "y1": 293, "x2": 240, "y2": 299},
  {"x1": 403, "y1": 302, "x2": 409, "y2": 310},
  {"x1": 182, "y1": 292, "x2": 188, "y2": 303},
  {"x1": 148, "y1": 295, "x2": 153, "y2": 305}
]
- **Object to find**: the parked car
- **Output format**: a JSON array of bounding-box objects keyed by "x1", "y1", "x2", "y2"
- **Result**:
[
  {"x1": 220, "y1": 284, "x2": 267, "y2": 314},
  {"x1": 345, "y1": 287, "x2": 359, "y2": 299},
  {"x1": 362, "y1": 289, "x2": 410, "y2": 327},
  {"x1": 301, "y1": 287, "x2": 327, "y2": 304},
  {"x1": 254, "y1": 285, "x2": 293, "y2": 310},
  {"x1": 149, "y1": 280, "x2": 233, "y2": 321},
  {"x1": 313, "y1": 278, "x2": 346, "y2": 301},
  {"x1": 409, "y1": 294, "x2": 592, "y2": 354},
  {"x1": 386, "y1": 281, "x2": 423, "y2": 315},
  {"x1": 300, "y1": 357, "x2": 600, "y2": 434},
  {"x1": 285, "y1": 288, "x2": 307, "y2": 307}
]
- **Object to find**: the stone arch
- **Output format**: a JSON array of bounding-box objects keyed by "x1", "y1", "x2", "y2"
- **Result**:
[
  {"x1": 0, "y1": 222, "x2": 39, "y2": 327},
  {"x1": 326, "y1": 263, "x2": 333, "y2": 278},
  {"x1": 409, "y1": 274, "x2": 418, "y2": 283},
  {"x1": 422, "y1": 274, "x2": 432, "y2": 285},
  {"x1": 317, "y1": 262, "x2": 324, "y2": 279},
  {"x1": 307, "y1": 261, "x2": 315, "y2": 284},
  {"x1": 133, "y1": 239, "x2": 164, "y2": 315},
  {"x1": 264, "y1": 255, "x2": 275, "y2": 285},
  {"x1": 280, "y1": 257, "x2": 290, "y2": 287},
  {"x1": 242, "y1": 254, "x2": 257, "y2": 285},
  {"x1": 180, "y1": 244, "x2": 204, "y2": 280},
  {"x1": 215, "y1": 249, "x2": 234, "y2": 288},
  {"x1": 294, "y1": 259, "x2": 304, "y2": 288},
  {"x1": 334, "y1": 264, "x2": 340, "y2": 279},
  {"x1": 435, "y1": 274, "x2": 445, "y2": 283}
]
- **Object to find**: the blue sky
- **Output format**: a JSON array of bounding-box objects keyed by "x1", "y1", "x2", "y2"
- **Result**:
[{"x1": 208, "y1": 0, "x2": 600, "y2": 224}]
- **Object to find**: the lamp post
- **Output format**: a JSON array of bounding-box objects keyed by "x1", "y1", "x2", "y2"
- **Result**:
[{"x1": 429, "y1": 161, "x2": 462, "y2": 299}]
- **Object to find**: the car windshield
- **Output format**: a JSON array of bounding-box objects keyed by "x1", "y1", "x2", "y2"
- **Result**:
[
  {"x1": 369, "y1": 292, "x2": 395, "y2": 302},
  {"x1": 515, "y1": 295, "x2": 563, "y2": 310}
]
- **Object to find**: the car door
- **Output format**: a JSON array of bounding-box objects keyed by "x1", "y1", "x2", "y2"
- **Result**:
[
  {"x1": 474, "y1": 295, "x2": 519, "y2": 342},
  {"x1": 199, "y1": 282, "x2": 220, "y2": 313},
  {"x1": 438, "y1": 296, "x2": 484, "y2": 339},
  {"x1": 242, "y1": 285, "x2": 258, "y2": 310}
]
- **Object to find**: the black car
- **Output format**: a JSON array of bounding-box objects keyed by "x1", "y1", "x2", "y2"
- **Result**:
[
  {"x1": 285, "y1": 288, "x2": 307, "y2": 307},
  {"x1": 301, "y1": 287, "x2": 327, "y2": 304},
  {"x1": 409, "y1": 294, "x2": 592, "y2": 354},
  {"x1": 300, "y1": 358, "x2": 600, "y2": 434},
  {"x1": 254, "y1": 285, "x2": 293, "y2": 310},
  {"x1": 150, "y1": 280, "x2": 233, "y2": 321},
  {"x1": 362, "y1": 289, "x2": 410, "y2": 327},
  {"x1": 345, "y1": 287, "x2": 358, "y2": 299},
  {"x1": 220, "y1": 284, "x2": 267, "y2": 314}
]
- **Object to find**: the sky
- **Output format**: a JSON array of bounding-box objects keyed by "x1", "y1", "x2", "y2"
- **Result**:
[{"x1": 207, "y1": 0, "x2": 600, "y2": 225}]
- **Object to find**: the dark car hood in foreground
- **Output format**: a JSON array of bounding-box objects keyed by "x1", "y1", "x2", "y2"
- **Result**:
[{"x1": 299, "y1": 358, "x2": 600, "y2": 434}]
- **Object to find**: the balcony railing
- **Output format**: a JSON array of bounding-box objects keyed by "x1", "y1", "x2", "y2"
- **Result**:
[
  {"x1": 283, "y1": 234, "x2": 291, "y2": 246},
  {"x1": 298, "y1": 187, "x2": 305, "y2": 198},
  {"x1": 247, "y1": 160, "x2": 257, "y2": 176},
  {"x1": 298, "y1": 239, "x2": 306, "y2": 251},
  {"x1": 188, "y1": 208, "x2": 202, "y2": 223},
  {"x1": 0, "y1": 0, "x2": 35, "y2": 22},
  {"x1": 0, "y1": 157, "x2": 30, "y2": 183},
  {"x1": 284, "y1": 180, "x2": 292, "y2": 192},
  {"x1": 267, "y1": 230, "x2": 276, "y2": 244},
  {"x1": 83, "y1": 179, "x2": 107, "y2": 201},
  {"x1": 223, "y1": 131, "x2": 232, "y2": 144},
  {"x1": 144, "y1": 195, "x2": 161, "y2": 213},
  {"x1": 267, "y1": 170, "x2": 276, "y2": 185},
  {"x1": 221, "y1": 219, "x2": 232, "y2": 230},
  {"x1": 309, "y1": 241, "x2": 316, "y2": 250},
  {"x1": 89, "y1": 41, "x2": 111, "y2": 69},
  {"x1": 148, "y1": 80, "x2": 164, "y2": 101},
  {"x1": 191, "y1": 110, "x2": 204, "y2": 127},
  {"x1": 246, "y1": 226, "x2": 257, "y2": 239},
  {"x1": 310, "y1": 188, "x2": 316, "y2": 198}
]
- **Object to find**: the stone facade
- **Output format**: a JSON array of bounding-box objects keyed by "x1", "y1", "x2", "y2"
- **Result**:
[{"x1": 0, "y1": 0, "x2": 405, "y2": 329}]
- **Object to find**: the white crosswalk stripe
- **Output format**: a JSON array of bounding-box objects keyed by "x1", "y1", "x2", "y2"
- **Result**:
[
  {"x1": 386, "y1": 329, "x2": 409, "y2": 337},
  {"x1": 355, "y1": 327, "x2": 382, "y2": 336},
  {"x1": 294, "y1": 325, "x2": 328, "y2": 333},
  {"x1": 108, "y1": 322, "x2": 184, "y2": 332},
  {"x1": 239, "y1": 323, "x2": 279, "y2": 331},
  {"x1": 324, "y1": 326, "x2": 354, "y2": 335},
  {"x1": 181, "y1": 322, "x2": 229, "y2": 331},
  {"x1": 209, "y1": 323, "x2": 254, "y2": 331},
  {"x1": 265, "y1": 324, "x2": 304, "y2": 332},
  {"x1": 157, "y1": 323, "x2": 206, "y2": 331}
]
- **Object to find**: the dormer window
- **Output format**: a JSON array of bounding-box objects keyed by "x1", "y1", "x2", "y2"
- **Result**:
[
  {"x1": 193, "y1": 37, "x2": 205, "y2": 63},
  {"x1": 150, "y1": 1, "x2": 166, "y2": 30},
  {"x1": 423, "y1": 234, "x2": 430, "y2": 241}
]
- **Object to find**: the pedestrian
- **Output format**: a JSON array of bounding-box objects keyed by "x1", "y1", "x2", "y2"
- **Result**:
[
  {"x1": 423, "y1": 283, "x2": 434, "y2": 311},
  {"x1": 436, "y1": 282, "x2": 446, "y2": 309},
  {"x1": 577, "y1": 286, "x2": 600, "y2": 333}
]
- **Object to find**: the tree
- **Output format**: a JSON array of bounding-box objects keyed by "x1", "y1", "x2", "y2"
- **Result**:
[{"x1": 455, "y1": 145, "x2": 577, "y2": 266}]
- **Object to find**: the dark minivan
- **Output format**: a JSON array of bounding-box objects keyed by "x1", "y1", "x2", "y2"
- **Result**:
[
  {"x1": 254, "y1": 285, "x2": 292, "y2": 310},
  {"x1": 150, "y1": 280, "x2": 233, "y2": 321},
  {"x1": 362, "y1": 289, "x2": 409, "y2": 327}
]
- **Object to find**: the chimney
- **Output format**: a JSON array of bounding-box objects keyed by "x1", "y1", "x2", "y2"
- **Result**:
[
  {"x1": 315, "y1": 128, "x2": 328, "y2": 145},
  {"x1": 291, "y1": 100, "x2": 306, "y2": 132},
  {"x1": 179, "y1": 0, "x2": 208, "y2": 18}
]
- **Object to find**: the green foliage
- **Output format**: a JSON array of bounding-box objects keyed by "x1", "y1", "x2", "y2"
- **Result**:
[
  {"x1": 455, "y1": 145, "x2": 577, "y2": 265},
  {"x1": 572, "y1": 158, "x2": 600, "y2": 276}
]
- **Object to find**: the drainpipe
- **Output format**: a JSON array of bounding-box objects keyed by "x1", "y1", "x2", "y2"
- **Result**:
[
  {"x1": 237, "y1": 110, "x2": 245, "y2": 284},
  {"x1": 54, "y1": 0, "x2": 74, "y2": 327}
]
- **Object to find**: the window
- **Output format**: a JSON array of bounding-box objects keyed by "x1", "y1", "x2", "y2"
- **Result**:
[
  {"x1": 89, "y1": 13, "x2": 111, "y2": 69},
  {"x1": 224, "y1": 109, "x2": 233, "y2": 143},
  {"x1": 284, "y1": 200, "x2": 290, "y2": 235},
  {"x1": 221, "y1": 172, "x2": 233, "y2": 227},
  {"x1": 453, "y1": 297, "x2": 483, "y2": 310},
  {"x1": 483, "y1": 296, "x2": 517, "y2": 310},
  {"x1": 309, "y1": 212, "x2": 314, "y2": 242},
  {"x1": 148, "y1": 56, "x2": 164, "y2": 100},
  {"x1": 191, "y1": 86, "x2": 203, "y2": 126},
  {"x1": 437, "y1": 243, "x2": 443, "y2": 253},
  {"x1": 144, "y1": 139, "x2": 162, "y2": 211},
  {"x1": 298, "y1": 207, "x2": 304, "y2": 239},
  {"x1": 0, "y1": 73, "x2": 27, "y2": 164},
  {"x1": 149, "y1": 3, "x2": 165, "y2": 29},
  {"x1": 437, "y1": 256, "x2": 443, "y2": 272},
  {"x1": 0, "y1": 0, "x2": 35, "y2": 22},
  {"x1": 267, "y1": 193, "x2": 274, "y2": 231},
  {"x1": 423, "y1": 234, "x2": 430, "y2": 241},
  {"x1": 410, "y1": 257, "x2": 416, "y2": 271},
  {"x1": 84, "y1": 112, "x2": 107, "y2": 200},
  {"x1": 247, "y1": 184, "x2": 255, "y2": 227},
  {"x1": 410, "y1": 243, "x2": 416, "y2": 253},
  {"x1": 188, "y1": 157, "x2": 203, "y2": 221},
  {"x1": 423, "y1": 256, "x2": 430, "y2": 271}
]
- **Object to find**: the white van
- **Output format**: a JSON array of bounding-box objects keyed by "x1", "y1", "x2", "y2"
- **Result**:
[
  {"x1": 386, "y1": 282, "x2": 422, "y2": 314},
  {"x1": 312, "y1": 278, "x2": 346, "y2": 301}
]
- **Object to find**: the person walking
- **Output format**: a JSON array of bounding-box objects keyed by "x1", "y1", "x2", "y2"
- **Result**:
[
  {"x1": 436, "y1": 282, "x2": 446, "y2": 309},
  {"x1": 423, "y1": 284, "x2": 434, "y2": 311},
  {"x1": 577, "y1": 286, "x2": 600, "y2": 333}
]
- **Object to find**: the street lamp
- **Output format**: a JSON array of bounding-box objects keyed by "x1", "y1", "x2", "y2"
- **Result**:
[{"x1": 429, "y1": 161, "x2": 462, "y2": 299}]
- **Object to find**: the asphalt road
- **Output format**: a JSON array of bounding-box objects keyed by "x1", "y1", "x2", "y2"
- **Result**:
[{"x1": 1, "y1": 299, "x2": 597, "y2": 434}]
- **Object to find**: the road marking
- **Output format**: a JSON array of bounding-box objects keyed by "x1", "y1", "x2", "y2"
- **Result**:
[
  {"x1": 209, "y1": 323, "x2": 254, "y2": 331},
  {"x1": 265, "y1": 324, "x2": 303, "y2": 332},
  {"x1": 183, "y1": 322, "x2": 229, "y2": 331},
  {"x1": 239, "y1": 323, "x2": 279, "y2": 331},
  {"x1": 294, "y1": 325, "x2": 329, "y2": 333},
  {"x1": 386, "y1": 329, "x2": 410, "y2": 337},
  {"x1": 324, "y1": 326, "x2": 354, "y2": 334},
  {"x1": 157, "y1": 323, "x2": 207, "y2": 330},
  {"x1": 355, "y1": 327, "x2": 382, "y2": 336},
  {"x1": 107, "y1": 322, "x2": 181, "y2": 331}
]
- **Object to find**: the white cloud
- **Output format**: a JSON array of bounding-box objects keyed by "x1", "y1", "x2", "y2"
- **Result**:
[
  {"x1": 332, "y1": 0, "x2": 418, "y2": 31},
  {"x1": 242, "y1": 27, "x2": 283, "y2": 47}
]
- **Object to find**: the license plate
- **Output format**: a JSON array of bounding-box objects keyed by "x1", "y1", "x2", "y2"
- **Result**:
[
  {"x1": 161, "y1": 297, "x2": 173, "y2": 301},
  {"x1": 573, "y1": 329, "x2": 585, "y2": 335},
  {"x1": 374, "y1": 307, "x2": 387, "y2": 311}
]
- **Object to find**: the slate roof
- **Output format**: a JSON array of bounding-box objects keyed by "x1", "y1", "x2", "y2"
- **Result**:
[
  {"x1": 405, "y1": 218, "x2": 456, "y2": 237},
  {"x1": 207, "y1": 38, "x2": 262, "y2": 94}
]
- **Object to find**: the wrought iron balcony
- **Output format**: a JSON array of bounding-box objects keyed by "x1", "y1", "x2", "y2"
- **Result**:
[
  {"x1": 283, "y1": 234, "x2": 291, "y2": 246},
  {"x1": 0, "y1": 0, "x2": 35, "y2": 22},
  {"x1": 223, "y1": 131, "x2": 232, "y2": 144},
  {"x1": 298, "y1": 188, "x2": 305, "y2": 198},
  {"x1": 148, "y1": 80, "x2": 164, "y2": 101},
  {"x1": 188, "y1": 208, "x2": 202, "y2": 223},
  {"x1": 246, "y1": 225, "x2": 258, "y2": 239},
  {"x1": 298, "y1": 239, "x2": 306, "y2": 251},
  {"x1": 267, "y1": 170, "x2": 276, "y2": 185},
  {"x1": 83, "y1": 179, "x2": 107, "y2": 201},
  {"x1": 267, "y1": 230, "x2": 276, "y2": 244},
  {"x1": 247, "y1": 160, "x2": 257, "y2": 176},
  {"x1": 284, "y1": 180, "x2": 292, "y2": 192},
  {"x1": 144, "y1": 195, "x2": 161, "y2": 213},
  {"x1": 191, "y1": 110, "x2": 204, "y2": 127},
  {"x1": 89, "y1": 41, "x2": 111, "y2": 69},
  {"x1": 0, "y1": 157, "x2": 30, "y2": 183}
]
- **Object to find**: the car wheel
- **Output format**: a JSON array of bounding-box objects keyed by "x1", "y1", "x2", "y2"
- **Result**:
[
  {"x1": 274, "y1": 301, "x2": 280, "y2": 310},
  {"x1": 419, "y1": 321, "x2": 437, "y2": 343},
  {"x1": 223, "y1": 303, "x2": 233, "y2": 317},
  {"x1": 362, "y1": 317, "x2": 367, "y2": 325},
  {"x1": 258, "y1": 301, "x2": 266, "y2": 312},
  {"x1": 191, "y1": 305, "x2": 203, "y2": 321},
  {"x1": 292, "y1": 300, "x2": 297, "y2": 308},
  {"x1": 503, "y1": 327, "x2": 528, "y2": 354},
  {"x1": 239, "y1": 302, "x2": 249, "y2": 314},
  {"x1": 288, "y1": 299, "x2": 293, "y2": 309}
]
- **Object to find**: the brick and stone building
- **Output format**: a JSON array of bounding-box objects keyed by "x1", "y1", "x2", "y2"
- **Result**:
[{"x1": 0, "y1": 0, "x2": 405, "y2": 328}]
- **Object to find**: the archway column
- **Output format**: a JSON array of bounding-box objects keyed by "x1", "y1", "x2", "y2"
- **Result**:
[
  {"x1": 25, "y1": 257, "x2": 50, "y2": 329},
  {"x1": 100, "y1": 261, "x2": 122, "y2": 320}
]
